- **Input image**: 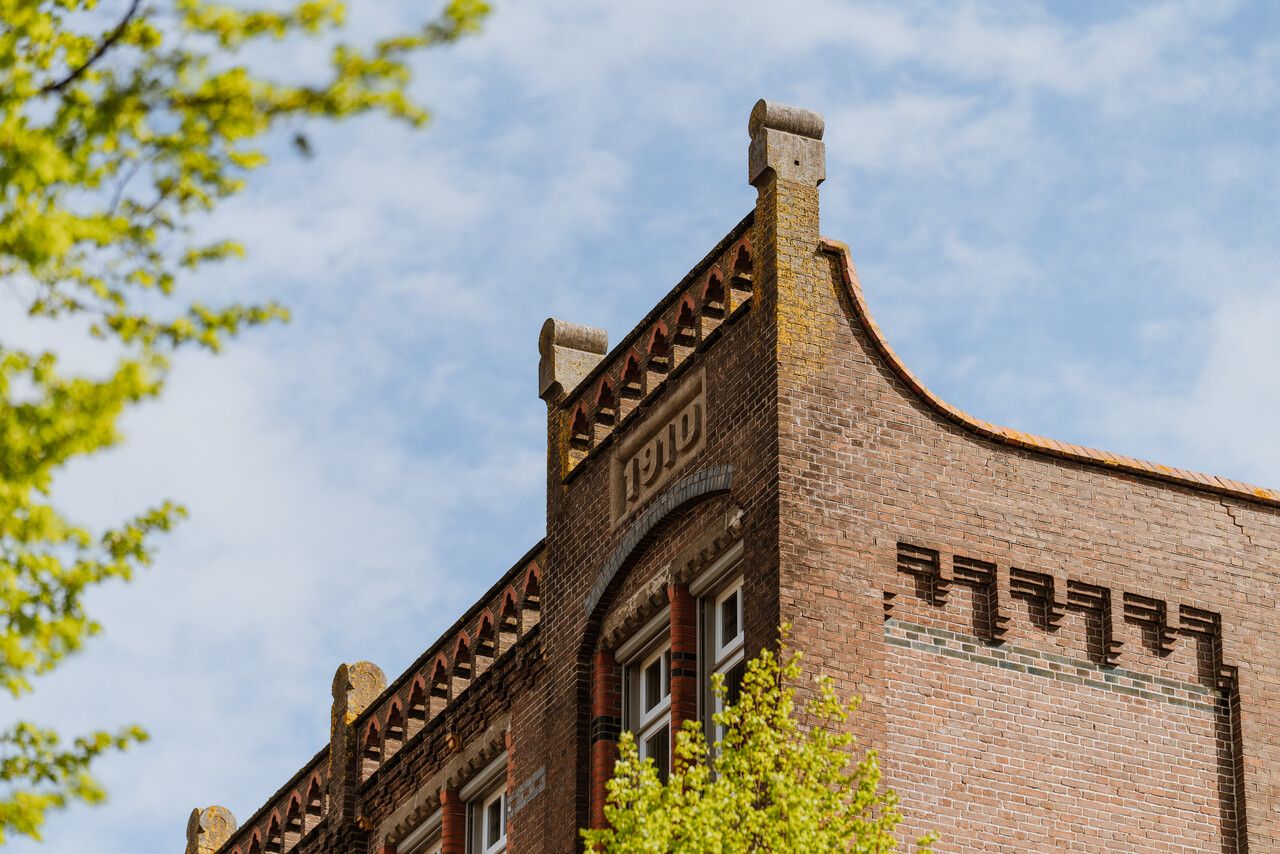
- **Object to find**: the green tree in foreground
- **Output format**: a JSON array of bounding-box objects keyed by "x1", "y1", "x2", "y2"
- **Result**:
[
  {"x1": 0, "y1": 0, "x2": 487, "y2": 841},
  {"x1": 582, "y1": 635, "x2": 937, "y2": 853}
]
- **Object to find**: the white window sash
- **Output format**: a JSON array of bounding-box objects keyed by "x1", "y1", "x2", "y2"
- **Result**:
[
  {"x1": 702, "y1": 574, "x2": 746, "y2": 744},
  {"x1": 479, "y1": 786, "x2": 506, "y2": 854},
  {"x1": 396, "y1": 807, "x2": 442, "y2": 854},
  {"x1": 619, "y1": 620, "x2": 673, "y2": 772},
  {"x1": 635, "y1": 643, "x2": 671, "y2": 730},
  {"x1": 713, "y1": 582, "x2": 744, "y2": 663}
]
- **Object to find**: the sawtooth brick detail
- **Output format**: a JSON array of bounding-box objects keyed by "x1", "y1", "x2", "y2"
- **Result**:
[{"x1": 203, "y1": 100, "x2": 1278, "y2": 854}]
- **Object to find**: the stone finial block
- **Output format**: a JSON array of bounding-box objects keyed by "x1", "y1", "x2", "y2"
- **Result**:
[
  {"x1": 748, "y1": 99, "x2": 826, "y2": 187},
  {"x1": 331, "y1": 660, "x2": 387, "y2": 733},
  {"x1": 749, "y1": 101, "x2": 825, "y2": 140},
  {"x1": 538, "y1": 318, "x2": 608, "y2": 402},
  {"x1": 185, "y1": 805, "x2": 236, "y2": 854}
]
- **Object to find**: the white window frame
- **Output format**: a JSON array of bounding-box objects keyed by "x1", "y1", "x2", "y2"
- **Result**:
[
  {"x1": 636, "y1": 641, "x2": 671, "y2": 733},
  {"x1": 705, "y1": 575, "x2": 745, "y2": 742},
  {"x1": 620, "y1": 618, "x2": 671, "y2": 777},
  {"x1": 460, "y1": 753, "x2": 508, "y2": 854},
  {"x1": 690, "y1": 541, "x2": 746, "y2": 744},
  {"x1": 395, "y1": 807, "x2": 441, "y2": 854},
  {"x1": 713, "y1": 581, "x2": 744, "y2": 664},
  {"x1": 475, "y1": 784, "x2": 506, "y2": 854}
]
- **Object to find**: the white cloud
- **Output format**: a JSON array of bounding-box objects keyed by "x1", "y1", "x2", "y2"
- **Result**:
[
  {"x1": 827, "y1": 94, "x2": 1036, "y2": 178},
  {"x1": 8, "y1": 2, "x2": 1280, "y2": 852}
]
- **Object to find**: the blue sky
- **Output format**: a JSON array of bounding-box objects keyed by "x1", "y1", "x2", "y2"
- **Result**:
[{"x1": 7, "y1": 1, "x2": 1280, "y2": 851}]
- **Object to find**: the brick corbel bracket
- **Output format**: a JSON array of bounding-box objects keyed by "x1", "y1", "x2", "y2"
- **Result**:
[
  {"x1": 376, "y1": 714, "x2": 511, "y2": 848},
  {"x1": 584, "y1": 466, "x2": 734, "y2": 618}
]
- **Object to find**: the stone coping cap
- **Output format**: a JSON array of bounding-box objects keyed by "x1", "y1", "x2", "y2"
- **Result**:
[{"x1": 749, "y1": 99, "x2": 824, "y2": 140}]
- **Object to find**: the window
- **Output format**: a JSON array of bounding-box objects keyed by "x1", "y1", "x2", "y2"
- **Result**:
[
  {"x1": 623, "y1": 634, "x2": 671, "y2": 781},
  {"x1": 473, "y1": 784, "x2": 505, "y2": 854},
  {"x1": 704, "y1": 576, "x2": 744, "y2": 742},
  {"x1": 714, "y1": 582, "x2": 743, "y2": 661},
  {"x1": 460, "y1": 753, "x2": 508, "y2": 854},
  {"x1": 395, "y1": 809, "x2": 441, "y2": 854}
]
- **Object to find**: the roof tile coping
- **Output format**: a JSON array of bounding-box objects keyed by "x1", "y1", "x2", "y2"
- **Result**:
[
  {"x1": 559, "y1": 210, "x2": 755, "y2": 413},
  {"x1": 559, "y1": 212, "x2": 755, "y2": 482},
  {"x1": 357, "y1": 627, "x2": 541, "y2": 790},
  {"x1": 823, "y1": 237, "x2": 1280, "y2": 510},
  {"x1": 216, "y1": 539, "x2": 544, "y2": 854},
  {"x1": 217, "y1": 747, "x2": 328, "y2": 853},
  {"x1": 562, "y1": 300, "x2": 747, "y2": 485},
  {"x1": 352, "y1": 539, "x2": 546, "y2": 732}
]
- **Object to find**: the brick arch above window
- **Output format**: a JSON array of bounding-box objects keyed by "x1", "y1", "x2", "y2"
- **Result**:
[{"x1": 584, "y1": 465, "x2": 734, "y2": 619}]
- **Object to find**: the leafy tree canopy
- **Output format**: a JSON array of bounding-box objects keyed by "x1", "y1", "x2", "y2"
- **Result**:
[
  {"x1": 0, "y1": 0, "x2": 487, "y2": 841},
  {"x1": 582, "y1": 636, "x2": 937, "y2": 853}
]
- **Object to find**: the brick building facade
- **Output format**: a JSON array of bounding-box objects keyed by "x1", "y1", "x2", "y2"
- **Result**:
[{"x1": 186, "y1": 101, "x2": 1280, "y2": 854}]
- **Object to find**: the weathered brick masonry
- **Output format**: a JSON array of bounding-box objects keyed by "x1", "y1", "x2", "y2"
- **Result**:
[{"x1": 188, "y1": 101, "x2": 1280, "y2": 854}]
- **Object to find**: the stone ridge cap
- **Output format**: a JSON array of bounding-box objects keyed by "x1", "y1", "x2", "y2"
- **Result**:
[
  {"x1": 353, "y1": 537, "x2": 546, "y2": 730},
  {"x1": 821, "y1": 237, "x2": 1280, "y2": 511},
  {"x1": 219, "y1": 745, "x2": 328, "y2": 852},
  {"x1": 558, "y1": 209, "x2": 755, "y2": 410}
]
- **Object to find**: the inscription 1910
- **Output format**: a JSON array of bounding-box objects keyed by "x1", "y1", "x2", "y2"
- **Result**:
[{"x1": 611, "y1": 370, "x2": 706, "y2": 525}]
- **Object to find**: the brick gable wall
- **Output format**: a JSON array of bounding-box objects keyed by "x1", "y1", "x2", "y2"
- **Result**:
[
  {"x1": 194, "y1": 101, "x2": 1277, "y2": 854},
  {"x1": 772, "y1": 235, "x2": 1279, "y2": 851},
  {"x1": 537, "y1": 269, "x2": 782, "y2": 852}
]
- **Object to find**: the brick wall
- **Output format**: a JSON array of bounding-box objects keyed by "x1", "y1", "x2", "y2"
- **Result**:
[
  {"x1": 773, "y1": 228, "x2": 1279, "y2": 850},
  {"x1": 537, "y1": 270, "x2": 782, "y2": 851},
  {"x1": 884, "y1": 618, "x2": 1225, "y2": 852},
  {"x1": 201, "y1": 101, "x2": 1278, "y2": 854}
]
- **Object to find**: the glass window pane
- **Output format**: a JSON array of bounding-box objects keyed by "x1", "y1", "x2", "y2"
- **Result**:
[
  {"x1": 646, "y1": 726, "x2": 670, "y2": 782},
  {"x1": 725, "y1": 659, "x2": 746, "y2": 708},
  {"x1": 486, "y1": 798, "x2": 501, "y2": 844},
  {"x1": 720, "y1": 590, "x2": 739, "y2": 645},
  {"x1": 644, "y1": 657, "x2": 661, "y2": 711}
]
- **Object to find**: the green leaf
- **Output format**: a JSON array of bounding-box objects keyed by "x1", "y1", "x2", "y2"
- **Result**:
[
  {"x1": 0, "y1": 0, "x2": 488, "y2": 840},
  {"x1": 581, "y1": 629, "x2": 939, "y2": 853}
]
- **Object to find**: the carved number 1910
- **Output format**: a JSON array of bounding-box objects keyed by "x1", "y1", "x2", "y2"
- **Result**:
[{"x1": 622, "y1": 398, "x2": 703, "y2": 504}]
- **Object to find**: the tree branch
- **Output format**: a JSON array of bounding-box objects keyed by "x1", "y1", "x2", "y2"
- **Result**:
[
  {"x1": 108, "y1": 156, "x2": 148, "y2": 215},
  {"x1": 39, "y1": 0, "x2": 142, "y2": 96}
]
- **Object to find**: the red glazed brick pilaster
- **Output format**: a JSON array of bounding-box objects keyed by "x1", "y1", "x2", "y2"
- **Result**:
[
  {"x1": 439, "y1": 788, "x2": 465, "y2": 854},
  {"x1": 589, "y1": 648, "x2": 621, "y2": 829},
  {"x1": 668, "y1": 583, "x2": 698, "y2": 748}
]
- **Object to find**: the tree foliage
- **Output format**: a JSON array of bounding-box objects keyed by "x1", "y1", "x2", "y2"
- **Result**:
[
  {"x1": 582, "y1": 636, "x2": 937, "y2": 853},
  {"x1": 0, "y1": 0, "x2": 488, "y2": 841}
]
